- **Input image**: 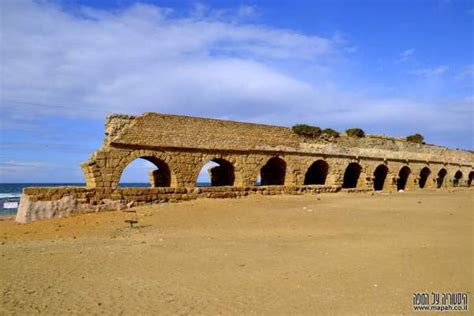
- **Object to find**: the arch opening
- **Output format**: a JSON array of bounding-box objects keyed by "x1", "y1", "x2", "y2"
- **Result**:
[
  {"x1": 418, "y1": 167, "x2": 431, "y2": 189},
  {"x1": 468, "y1": 171, "x2": 474, "y2": 187},
  {"x1": 342, "y1": 162, "x2": 362, "y2": 189},
  {"x1": 453, "y1": 170, "x2": 463, "y2": 187},
  {"x1": 373, "y1": 164, "x2": 388, "y2": 191},
  {"x1": 397, "y1": 166, "x2": 411, "y2": 191},
  {"x1": 196, "y1": 158, "x2": 235, "y2": 187},
  {"x1": 119, "y1": 157, "x2": 172, "y2": 187},
  {"x1": 259, "y1": 157, "x2": 286, "y2": 185},
  {"x1": 304, "y1": 160, "x2": 329, "y2": 185},
  {"x1": 437, "y1": 168, "x2": 447, "y2": 188}
]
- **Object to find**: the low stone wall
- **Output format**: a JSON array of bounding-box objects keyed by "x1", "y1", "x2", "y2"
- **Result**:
[{"x1": 16, "y1": 185, "x2": 342, "y2": 223}]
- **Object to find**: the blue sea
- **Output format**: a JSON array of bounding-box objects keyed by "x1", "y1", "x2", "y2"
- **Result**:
[{"x1": 0, "y1": 182, "x2": 212, "y2": 216}]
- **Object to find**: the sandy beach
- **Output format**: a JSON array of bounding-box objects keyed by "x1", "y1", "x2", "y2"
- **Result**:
[{"x1": 0, "y1": 189, "x2": 472, "y2": 315}]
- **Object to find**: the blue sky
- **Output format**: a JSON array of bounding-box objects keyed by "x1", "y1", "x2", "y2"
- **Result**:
[{"x1": 0, "y1": 0, "x2": 473, "y2": 183}]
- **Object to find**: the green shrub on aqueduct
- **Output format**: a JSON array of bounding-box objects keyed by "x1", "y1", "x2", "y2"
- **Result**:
[
  {"x1": 345, "y1": 128, "x2": 365, "y2": 138},
  {"x1": 406, "y1": 133, "x2": 424, "y2": 143},
  {"x1": 292, "y1": 124, "x2": 321, "y2": 138},
  {"x1": 321, "y1": 128, "x2": 340, "y2": 138}
]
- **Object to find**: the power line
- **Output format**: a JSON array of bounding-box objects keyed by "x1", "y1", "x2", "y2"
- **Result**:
[{"x1": 0, "y1": 99, "x2": 111, "y2": 114}]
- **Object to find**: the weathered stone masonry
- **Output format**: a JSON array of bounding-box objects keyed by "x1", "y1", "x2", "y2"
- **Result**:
[{"x1": 16, "y1": 113, "x2": 474, "y2": 223}]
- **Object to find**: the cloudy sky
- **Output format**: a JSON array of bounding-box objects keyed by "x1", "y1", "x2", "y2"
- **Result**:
[{"x1": 0, "y1": 0, "x2": 473, "y2": 183}]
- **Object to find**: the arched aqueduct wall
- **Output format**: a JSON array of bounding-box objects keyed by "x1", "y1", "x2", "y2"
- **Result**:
[
  {"x1": 81, "y1": 147, "x2": 472, "y2": 191},
  {"x1": 17, "y1": 113, "x2": 474, "y2": 223}
]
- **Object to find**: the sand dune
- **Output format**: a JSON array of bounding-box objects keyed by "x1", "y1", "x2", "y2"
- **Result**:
[{"x1": 0, "y1": 190, "x2": 472, "y2": 315}]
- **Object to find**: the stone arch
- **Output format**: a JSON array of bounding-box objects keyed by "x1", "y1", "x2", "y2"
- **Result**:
[
  {"x1": 260, "y1": 157, "x2": 286, "y2": 185},
  {"x1": 453, "y1": 170, "x2": 463, "y2": 187},
  {"x1": 304, "y1": 160, "x2": 329, "y2": 185},
  {"x1": 437, "y1": 168, "x2": 447, "y2": 188},
  {"x1": 119, "y1": 156, "x2": 173, "y2": 187},
  {"x1": 342, "y1": 162, "x2": 362, "y2": 189},
  {"x1": 397, "y1": 166, "x2": 411, "y2": 191},
  {"x1": 112, "y1": 150, "x2": 177, "y2": 189},
  {"x1": 468, "y1": 171, "x2": 474, "y2": 187},
  {"x1": 196, "y1": 158, "x2": 236, "y2": 186},
  {"x1": 373, "y1": 164, "x2": 388, "y2": 191},
  {"x1": 418, "y1": 167, "x2": 431, "y2": 189}
]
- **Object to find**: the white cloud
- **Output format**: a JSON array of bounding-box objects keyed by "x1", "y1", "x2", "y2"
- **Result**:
[
  {"x1": 455, "y1": 64, "x2": 474, "y2": 86},
  {"x1": 410, "y1": 65, "x2": 449, "y2": 77},
  {"x1": 0, "y1": 0, "x2": 337, "y2": 120},
  {"x1": 190, "y1": 3, "x2": 257, "y2": 20},
  {"x1": 0, "y1": 161, "x2": 48, "y2": 179},
  {"x1": 0, "y1": 0, "x2": 472, "y2": 149},
  {"x1": 396, "y1": 48, "x2": 415, "y2": 63},
  {"x1": 0, "y1": 159, "x2": 84, "y2": 182},
  {"x1": 237, "y1": 5, "x2": 258, "y2": 18}
]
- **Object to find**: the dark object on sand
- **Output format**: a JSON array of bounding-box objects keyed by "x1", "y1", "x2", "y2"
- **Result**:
[{"x1": 123, "y1": 209, "x2": 139, "y2": 228}]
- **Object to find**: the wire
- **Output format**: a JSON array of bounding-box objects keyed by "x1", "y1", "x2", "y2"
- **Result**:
[{"x1": 0, "y1": 99, "x2": 110, "y2": 114}]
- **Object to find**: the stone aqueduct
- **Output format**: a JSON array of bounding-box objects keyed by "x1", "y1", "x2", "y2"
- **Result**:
[
  {"x1": 17, "y1": 113, "x2": 474, "y2": 223},
  {"x1": 82, "y1": 113, "x2": 473, "y2": 191}
]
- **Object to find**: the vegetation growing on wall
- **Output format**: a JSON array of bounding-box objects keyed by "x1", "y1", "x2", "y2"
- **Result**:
[
  {"x1": 406, "y1": 133, "x2": 424, "y2": 143},
  {"x1": 292, "y1": 124, "x2": 321, "y2": 138},
  {"x1": 321, "y1": 128, "x2": 340, "y2": 138},
  {"x1": 292, "y1": 125, "x2": 342, "y2": 139},
  {"x1": 345, "y1": 128, "x2": 365, "y2": 138}
]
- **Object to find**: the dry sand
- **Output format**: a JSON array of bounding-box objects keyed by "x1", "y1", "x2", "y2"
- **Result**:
[{"x1": 0, "y1": 190, "x2": 472, "y2": 315}]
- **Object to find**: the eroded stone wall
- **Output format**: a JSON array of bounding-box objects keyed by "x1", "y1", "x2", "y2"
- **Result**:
[{"x1": 17, "y1": 185, "x2": 342, "y2": 223}]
